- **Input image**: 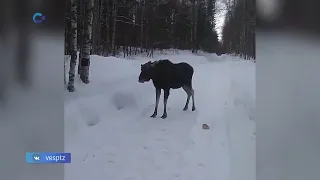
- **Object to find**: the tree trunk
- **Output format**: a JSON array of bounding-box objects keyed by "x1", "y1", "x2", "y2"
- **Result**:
[
  {"x1": 67, "y1": 0, "x2": 77, "y2": 92},
  {"x1": 111, "y1": 0, "x2": 118, "y2": 56},
  {"x1": 190, "y1": 1, "x2": 194, "y2": 50},
  {"x1": 92, "y1": 0, "x2": 99, "y2": 55},
  {"x1": 105, "y1": 0, "x2": 110, "y2": 55},
  {"x1": 78, "y1": 0, "x2": 84, "y2": 74},
  {"x1": 140, "y1": 0, "x2": 145, "y2": 53},
  {"x1": 64, "y1": 0, "x2": 70, "y2": 88},
  {"x1": 98, "y1": 0, "x2": 103, "y2": 55},
  {"x1": 170, "y1": 8, "x2": 176, "y2": 48},
  {"x1": 80, "y1": 0, "x2": 93, "y2": 84},
  {"x1": 193, "y1": 0, "x2": 198, "y2": 52}
]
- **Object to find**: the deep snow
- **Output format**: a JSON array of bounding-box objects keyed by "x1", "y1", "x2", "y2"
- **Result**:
[{"x1": 64, "y1": 50, "x2": 255, "y2": 180}]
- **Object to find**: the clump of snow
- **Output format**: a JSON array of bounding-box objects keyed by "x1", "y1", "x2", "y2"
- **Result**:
[{"x1": 64, "y1": 50, "x2": 255, "y2": 180}]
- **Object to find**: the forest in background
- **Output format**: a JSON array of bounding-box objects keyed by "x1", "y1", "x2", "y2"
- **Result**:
[
  {"x1": 64, "y1": 0, "x2": 255, "y2": 91},
  {"x1": 65, "y1": 0, "x2": 255, "y2": 58}
]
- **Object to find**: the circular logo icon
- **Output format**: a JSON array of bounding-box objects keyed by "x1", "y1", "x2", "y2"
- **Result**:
[{"x1": 33, "y1": 12, "x2": 45, "y2": 24}]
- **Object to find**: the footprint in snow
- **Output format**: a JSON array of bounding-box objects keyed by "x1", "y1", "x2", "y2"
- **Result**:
[
  {"x1": 160, "y1": 148, "x2": 171, "y2": 155},
  {"x1": 155, "y1": 138, "x2": 164, "y2": 142}
]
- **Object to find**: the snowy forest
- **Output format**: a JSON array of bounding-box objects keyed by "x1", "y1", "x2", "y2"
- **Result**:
[{"x1": 64, "y1": 0, "x2": 255, "y2": 91}]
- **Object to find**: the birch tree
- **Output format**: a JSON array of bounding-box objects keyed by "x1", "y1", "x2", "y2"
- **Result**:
[
  {"x1": 78, "y1": 0, "x2": 85, "y2": 74},
  {"x1": 67, "y1": 0, "x2": 78, "y2": 92},
  {"x1": 80, "y1": 0, "x2": 93, "y2": 84}
]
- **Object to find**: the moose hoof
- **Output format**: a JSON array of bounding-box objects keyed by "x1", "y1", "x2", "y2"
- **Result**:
[
  {"x1": 151, "y1": 113, "x2": 157, "y2": 118},
  {"x1": 161, "y1": 114, "x2": 167, "y2": 119},
  {"x1": 192, "y1": 107, "x2": 196, "y2": 111},
  {"x1": 183, "y1": 107, "x2": 188, "y2": 111}
]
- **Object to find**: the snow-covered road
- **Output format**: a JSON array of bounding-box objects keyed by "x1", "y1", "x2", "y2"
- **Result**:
[{"x1": 64, "y1": 51, "x2": 255, "y2": 180}]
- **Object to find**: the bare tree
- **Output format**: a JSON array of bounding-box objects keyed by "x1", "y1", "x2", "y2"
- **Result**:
[
  {"x1": 78, "y1": 0, "x2": 85, "y2": 74},
  {"x1": 80, "y1": 0, "x2": 93, "y2": 84},
  {"x1": 67, "y1": 0, "x2": 78, "y2": 92},
  {"x1": 111, "y1": 0, "x2": 118, "y2": 56},
  {"x1": 104, "y1": 0, "x2": 111, "y2": 55},
  {"x1": 98, "y1": 0, "x2": 104, "y2": 55},
  {"x1": 192, "y1": 0, "x2": 199, "y2": 52},
  {"x1": 92, "y1": 0, "x2": 101, "y2": 55},
  {"x1": 140, "y1": 0, "x2": 145, "y2": 53}
]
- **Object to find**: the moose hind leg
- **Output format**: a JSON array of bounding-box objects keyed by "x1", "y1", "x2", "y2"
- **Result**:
[
  {"x1": 182, "y1": 86, "x2": 192, "y2": 111},
  {"x1": 151, "y1": 88, "x2": 161, "y2": 118},
  {"x1": 191, "y1": 88, "x2": 196, "y2": 111}
]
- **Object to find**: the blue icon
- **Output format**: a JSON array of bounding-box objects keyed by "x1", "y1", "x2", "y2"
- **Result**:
[
  {"x1": 26, "y1": 152, "x2": 72, "y2": 164},
  {"x1": 33, "y1": 12, "x2": 45, "y2": 24},
  {"x1": 33, "y1": 154, "x2": 40, "y2": 161}
]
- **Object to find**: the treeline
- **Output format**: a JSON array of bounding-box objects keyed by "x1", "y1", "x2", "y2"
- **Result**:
[
  {"x1": 222, "y1": 0, "x2": 255, "y2": 60},
  {"x1": 65, "y1": 0, "x2": 221, "y2": 58},
  {"x1": 64, "y1": 0, "x2": 255, "y2": 92}
]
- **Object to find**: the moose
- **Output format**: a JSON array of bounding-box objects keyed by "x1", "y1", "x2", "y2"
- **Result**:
[{"x1": 138, "y1": 59, "x2": 196, "y2": 119}]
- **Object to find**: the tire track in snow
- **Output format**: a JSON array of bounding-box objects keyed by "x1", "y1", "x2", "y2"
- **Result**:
[
  {"x1": 180, "y1": 62, "x2": 231, "y2": 180},
  {"x1": 224, "y1": 60, "x2": 255, "y2": 180}
]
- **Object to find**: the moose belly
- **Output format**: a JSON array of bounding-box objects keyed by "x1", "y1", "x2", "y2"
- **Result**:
[{"x1": 170, "y1": 83, "x2": 184, "y2": 89}]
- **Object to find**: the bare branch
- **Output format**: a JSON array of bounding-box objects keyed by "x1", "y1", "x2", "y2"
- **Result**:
[{"x1": 116, "y1": 19, "x2": 142, "y2": 27}]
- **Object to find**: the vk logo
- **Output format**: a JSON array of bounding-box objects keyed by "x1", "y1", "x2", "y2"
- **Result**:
[
  {"x1": 33, "y1": 155, "x2": 40, "y2": 161},
  {"x1": 33, "y1": 12, "x2": 45, "y2": 24}
]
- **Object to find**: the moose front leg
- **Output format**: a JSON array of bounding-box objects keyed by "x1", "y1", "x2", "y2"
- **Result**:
[
  {"x1": 151, "y1": 88, "x2": 161, "y2": 118},
  {"x1": 161, "y1": 88, "x2": 170, "y2": 119}
]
